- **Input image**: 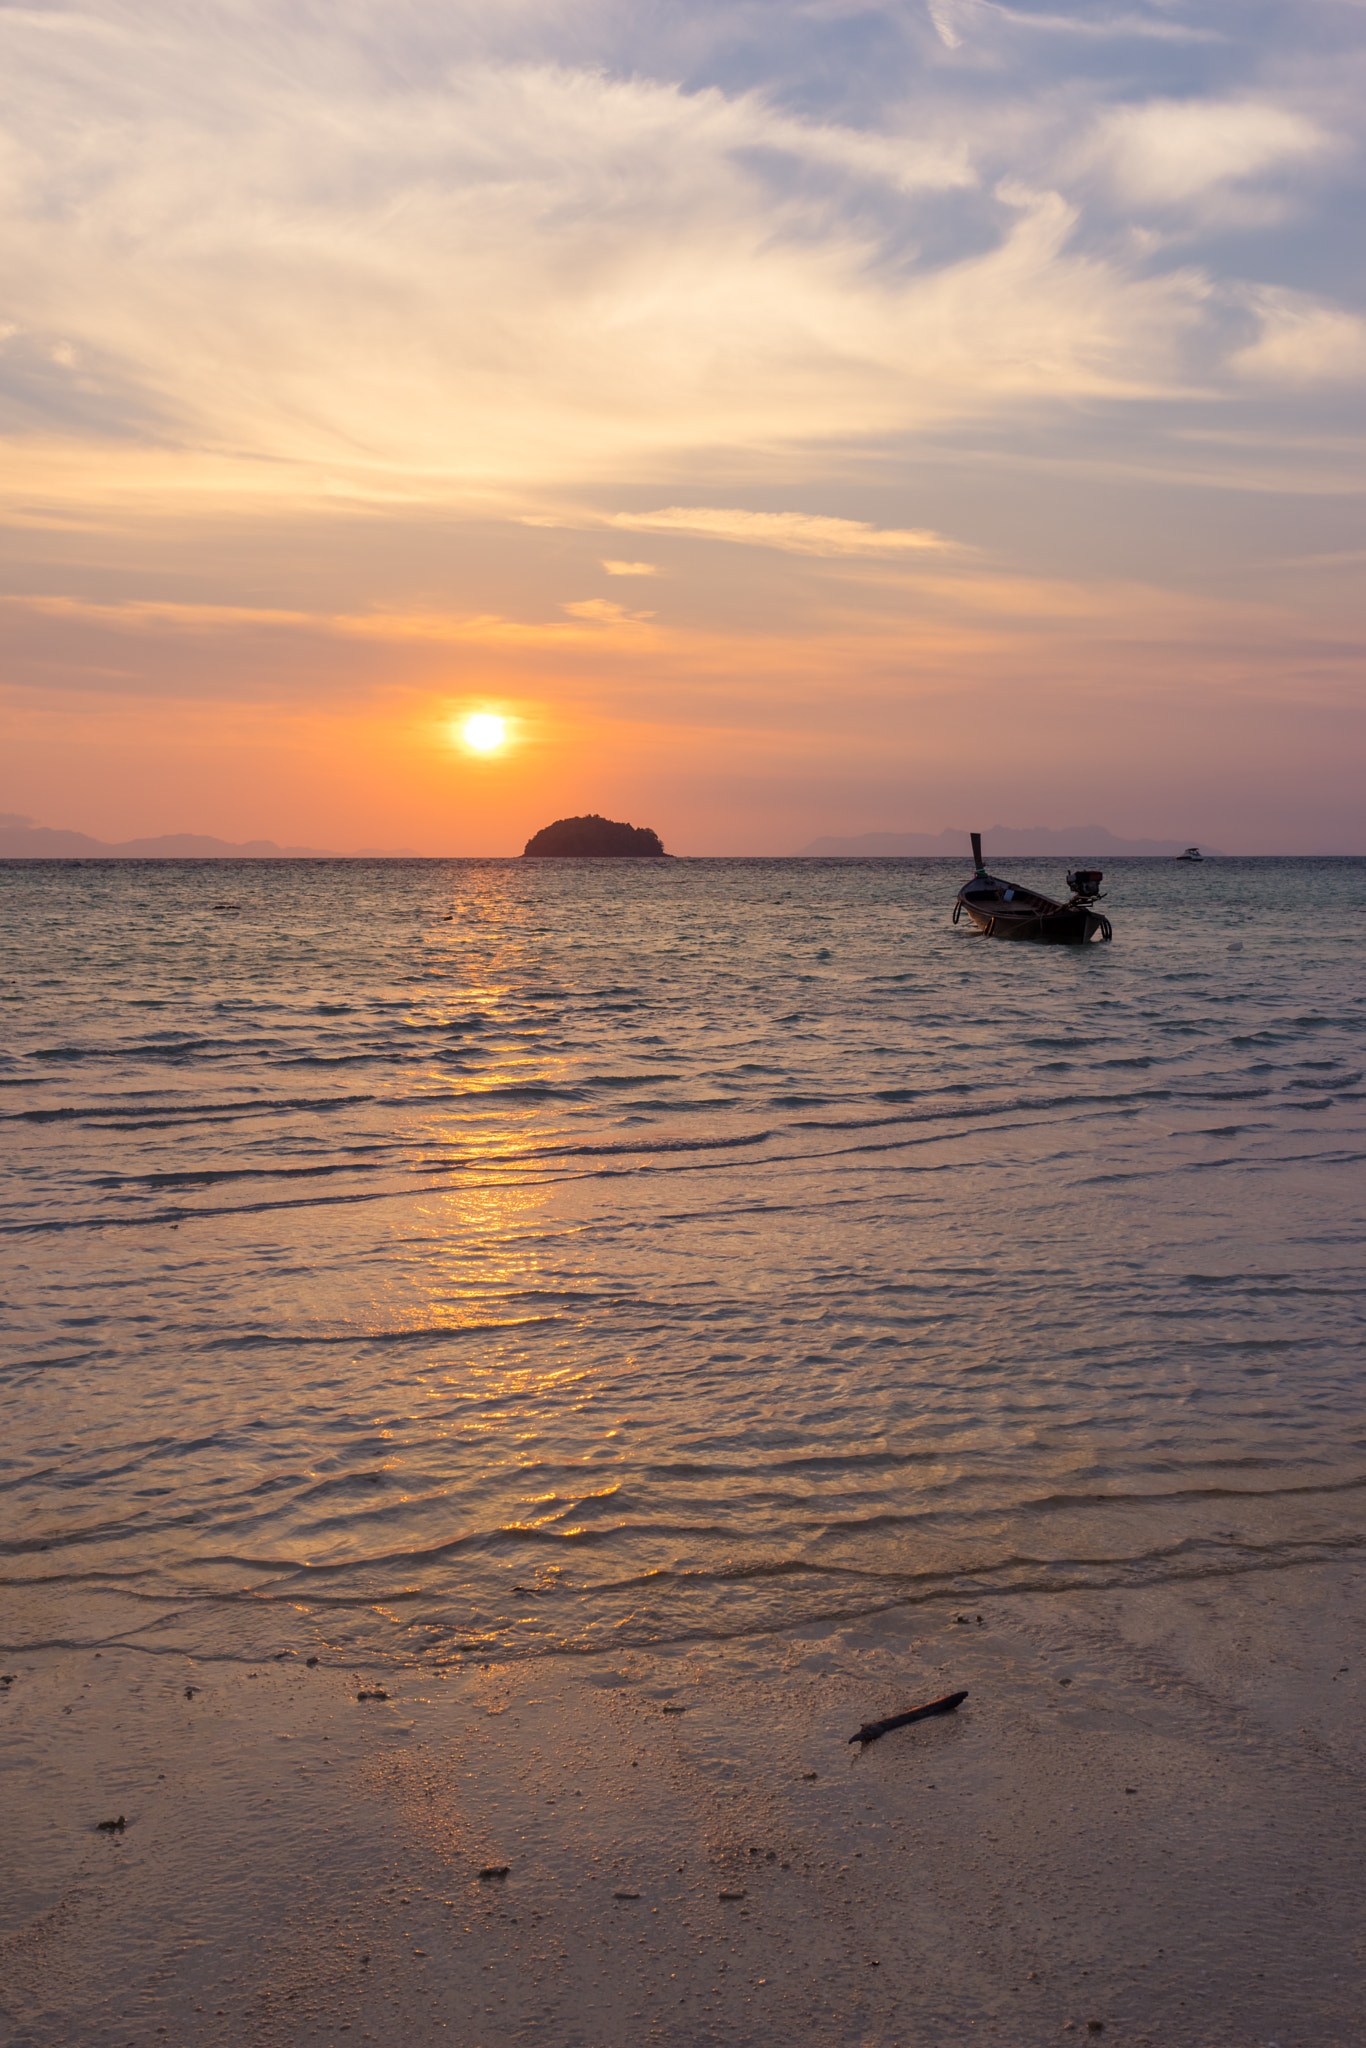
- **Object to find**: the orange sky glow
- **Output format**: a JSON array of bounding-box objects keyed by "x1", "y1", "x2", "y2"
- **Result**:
[{"x1": 2, "y1": 2, "x2": 1363, "y2": 853}]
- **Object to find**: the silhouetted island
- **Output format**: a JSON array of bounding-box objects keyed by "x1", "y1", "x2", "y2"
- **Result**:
[{"x1": 522, "y1": 815, "x2": 667, "y2": 857}]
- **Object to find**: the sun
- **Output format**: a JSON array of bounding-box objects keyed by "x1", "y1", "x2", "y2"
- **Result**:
[{"x1": 461, "y1": 713, "x2": 507, "y2": 753}]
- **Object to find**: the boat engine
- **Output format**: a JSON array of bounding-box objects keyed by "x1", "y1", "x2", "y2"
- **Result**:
[{"x1": 1066, "y1": 868, "x2": 1106, "y2": 900}]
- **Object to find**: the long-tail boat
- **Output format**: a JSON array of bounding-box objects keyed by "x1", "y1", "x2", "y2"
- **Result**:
[{"x1": 952, "y1": 832, "x2": 1113, "y2": 944}]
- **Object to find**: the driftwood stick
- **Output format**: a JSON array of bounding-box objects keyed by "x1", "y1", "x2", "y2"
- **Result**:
[{"x1": 849, "y1": 1688, "x2": 968, "y2": 1748}]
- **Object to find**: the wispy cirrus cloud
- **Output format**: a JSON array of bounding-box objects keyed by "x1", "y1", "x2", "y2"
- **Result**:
[
  {"x1": 1231, "y1": 287, "x2": 1366, "y2": 384},
  {"x1": 0, "y1": 591, "x2": 662, "y2": 648},
  {"x1": 931, "y1": 2, "x2": 1225, "y2": 49},
  {"x1": 561, "y1": 598, "x2": 657, "y2": 624},
  {"x1": 1080, "y1": 97, "x2": 1332, "y2": 211},
  {"x1": 3, "y1": 1, "x2": 1344, "y2": 522},
  {"x1": 596, "y1": 507, "x2": 959, "y2": 558}
]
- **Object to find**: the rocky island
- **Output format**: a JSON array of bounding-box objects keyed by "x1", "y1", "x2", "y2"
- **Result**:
[{"x1": 522, "y1": 814, "x2": 667, "y2": 857}]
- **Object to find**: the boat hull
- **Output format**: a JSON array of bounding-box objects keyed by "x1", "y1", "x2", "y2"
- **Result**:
[
  {"x1": 959, "y1": 898, "x2": 1108, "y2": 943},
  {"x1": 954, "y1": 874, "x2": 1111, "y2": 944}
]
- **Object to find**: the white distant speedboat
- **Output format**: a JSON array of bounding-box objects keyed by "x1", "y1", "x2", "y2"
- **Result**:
[{"x1": 1176, "y1": 846, "x2": 1203, "y2": 861}]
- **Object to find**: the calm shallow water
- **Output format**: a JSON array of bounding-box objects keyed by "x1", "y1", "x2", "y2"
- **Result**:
[{"x1": 2, "y1": 856, "x2": 1364, "y2": 1667}]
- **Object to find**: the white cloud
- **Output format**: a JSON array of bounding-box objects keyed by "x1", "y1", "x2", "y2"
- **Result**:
[
  {"x1": 0, "y1": 0, "x2": 1357, "y2": 531},
  {"x1": 928, "y1": 2, "x2": 963, "y2": 50},
  {"x1": 601, "y1": 560, "x2": 659, "y2": 576},
  {"x1": 1086, "y1": 98, "x2": 1329, "y2": 208},
  {"x1": 1232, "y1": 288, "x2": 1366, "y2": 385},
  {"x1": 0, "y1": 7, "x2": 1230, "y2": 507}
]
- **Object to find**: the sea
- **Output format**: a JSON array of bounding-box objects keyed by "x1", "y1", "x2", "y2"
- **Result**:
[{"x1": 2, "y1": 856, "x2": 1363, "y2": 1672}]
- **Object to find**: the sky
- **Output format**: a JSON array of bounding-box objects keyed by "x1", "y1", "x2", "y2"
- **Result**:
[{"x1": 2, "y1": 0, "x2": 1363, "y2": 854}]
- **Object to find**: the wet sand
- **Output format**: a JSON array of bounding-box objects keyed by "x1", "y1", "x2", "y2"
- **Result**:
[{"x1": 4, "y1": 1563, "x2": 1364, "y2": 2047}]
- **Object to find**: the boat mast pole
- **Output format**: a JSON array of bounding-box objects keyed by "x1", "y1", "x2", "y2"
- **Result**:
[{"x1": 970, "y1": 831, "x2": 986, "y2": 876}]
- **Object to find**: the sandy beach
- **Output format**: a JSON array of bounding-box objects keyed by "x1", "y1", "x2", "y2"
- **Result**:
[{"x1": 5, "y1": 1561, "x2": 1363, "y2": 2048}]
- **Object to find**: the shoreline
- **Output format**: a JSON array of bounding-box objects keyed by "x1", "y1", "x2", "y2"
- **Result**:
[{"x1": 6, "y1": 1560, "x2": 1364, "y2": 2046}]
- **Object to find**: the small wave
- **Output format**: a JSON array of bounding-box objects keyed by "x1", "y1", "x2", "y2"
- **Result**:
[
  {"x1": 2, "y1": 1092, "x2": 376, "y2": 1126},
  {"x1": 787, "y1": 1085, "x2": 1174, "y2": 1135},
  {"x1": 0, "y1": 1349, "x2": 98, "y2": 1379},
  {"x1": 580, "y1": 1073, "x2": 681, "y2": 1089},
  {"x1": 91, "y1": 1160, "x2": 387, "y2": 1190},
  {"x1": 29, "y1": 1037, "x2": 288, "y2": 1063},
  {"x1": 0, "y1": 1165, "x2": 601, "y2": 1233},
  {"x1": 447, "y1": 1083, "x2": 583, "y2": 1101},
  {"x1": 539, "y1": 1130, "x2": 772, "y2": 1162},
  {"x1": 197, "y1": 1313, "x2": 562, "y2": 1351}
]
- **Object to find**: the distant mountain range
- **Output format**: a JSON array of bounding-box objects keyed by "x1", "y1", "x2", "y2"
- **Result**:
[
  {"x1": 0, "y1": 812, "x2": 1223, "y2": 861},
  {"x1": 799, "y1": 825, "x2": 1222, "y2": 858},
  {"x1": 0, "y1": 815, "x2": 418, "y2": 859}
]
